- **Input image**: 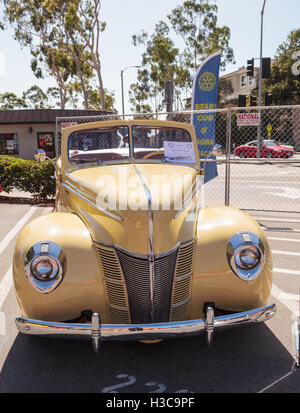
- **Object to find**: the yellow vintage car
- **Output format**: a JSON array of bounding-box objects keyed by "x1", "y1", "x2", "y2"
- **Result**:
[{"x1": 13, "y1": 119, "x2": 276, "y2": 353}]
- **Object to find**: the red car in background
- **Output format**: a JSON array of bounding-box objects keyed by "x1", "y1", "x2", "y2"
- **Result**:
[{"x1": 235, "y1": 140, "x2": 294, "y2": 159}]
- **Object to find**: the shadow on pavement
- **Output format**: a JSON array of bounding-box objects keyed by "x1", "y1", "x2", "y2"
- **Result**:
[{"x1": 0, "y1": 323, "x2": 298, "y2": 393}]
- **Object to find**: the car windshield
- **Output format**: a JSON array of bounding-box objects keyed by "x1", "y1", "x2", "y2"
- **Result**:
[
  {"x1": 132, "y1": 126, "x2": 195, "y2": 163},
  {"x1": 264, "y1": 141, "x2": 277, "y2": 147},
  {"x1": 68, "y1": 126, "x2": 130, "y2": 164}
]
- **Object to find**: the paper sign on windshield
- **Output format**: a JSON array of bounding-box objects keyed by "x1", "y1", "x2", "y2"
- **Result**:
[{"x1": 163, "y1": 141, "x2": 196, "y2": 163}]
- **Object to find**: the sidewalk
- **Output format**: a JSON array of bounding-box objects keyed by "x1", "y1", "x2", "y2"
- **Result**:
[
  {"x1": 0, "y1": 188, "x2": 55, "y2": 205},
  {"x1": 0, "y1": 189, "x2": 33, "y2": 198}
]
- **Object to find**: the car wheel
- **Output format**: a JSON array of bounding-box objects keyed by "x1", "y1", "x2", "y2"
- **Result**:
[
  {"x1": 239, "y1": 151, "x2": 246, "y2": 158},
  {"x1": 266, "y1": 151, "x2": 273, "y2": 159}
]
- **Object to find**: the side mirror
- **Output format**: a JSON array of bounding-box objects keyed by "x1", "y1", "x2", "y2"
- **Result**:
[{"x1": 34, "y1": 149, "x2": 46, "y2": 162}]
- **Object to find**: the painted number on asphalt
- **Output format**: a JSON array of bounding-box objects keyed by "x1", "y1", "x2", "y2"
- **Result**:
[{"x1": 100, "y1": 374, "x2": 192, "y2": 393}]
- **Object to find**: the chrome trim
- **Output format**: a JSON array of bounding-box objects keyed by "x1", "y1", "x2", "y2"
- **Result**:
[
  {"x1": 108, "y1": 303, "x2": 130, "y2": 312},
  {"x1": 132, "y1": 164, "x2": 155, "y2": 320},
  {"x1": 103, "y1": 277, "x2": 125, "y2": 285},
  {"x1": 171, "y1": 298, "x2": 190, "y2": 309},
  {"x1": 174, "y1": 272, "x2": 193, "y2": 282},
  {"x1": 93, "y1": 239, "x2": 194, "y2": 260},
  {"x1": 205, "y1": 307, "x2": 214, "y2": 347},
  {"x1": 91, "y1": 313, "x2": 101, "y2": 354},
  {"x1": 226, "y1": 232, "x2": 265, "y2": 282},
  {"x1": 293, "y1": 321, "x2": 300, "y2": 367},
  {"x1": 62, "y1": 182, "x2": 123, "y2": 222},
  {"x1": 132, "y1": 164, "x2": 154, "y2": 255},
  {"x1": 173, "y1": 177, "x2": 202, "y2": 220},
  {"x1": 15, "y1": 304, "x2": 276, "y2": 351},
  {"x1": 24, "y1": 241, "x2": 66, "y2": 294}
]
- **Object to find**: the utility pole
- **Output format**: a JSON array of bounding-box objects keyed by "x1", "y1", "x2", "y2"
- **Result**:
[
  {"x1": 121, "y1": 66, "x2": 140, "y2": 117},
  {"x1": 257, "y1": 0, "x2": 266, "y2": 159}
]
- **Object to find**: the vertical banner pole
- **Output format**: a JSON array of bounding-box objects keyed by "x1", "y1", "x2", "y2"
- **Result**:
[{"x1": 191, "y1": 51, "x2": 221, "y2": 184}]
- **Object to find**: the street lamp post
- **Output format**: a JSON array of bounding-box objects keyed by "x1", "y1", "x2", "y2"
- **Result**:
[
  {"x1": 257, "y1": 0, "x2": 267, "y2": 159},
  {"x1": 121, "y1": 65, "x2": 140, "y2": 117}
]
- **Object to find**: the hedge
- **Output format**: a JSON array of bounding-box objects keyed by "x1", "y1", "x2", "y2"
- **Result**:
[{"x1": 0, "y1": 155, "x2": 56, "y2": 199}]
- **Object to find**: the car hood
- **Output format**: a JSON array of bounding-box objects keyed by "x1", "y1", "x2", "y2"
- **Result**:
[{"x1": 63, "y1": 163, "x2": 200, "y2": 255}]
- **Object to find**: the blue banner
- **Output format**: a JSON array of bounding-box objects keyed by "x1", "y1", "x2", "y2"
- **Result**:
[{"x1": 191, "y1": 51, "x2": 221, "y2": 183}]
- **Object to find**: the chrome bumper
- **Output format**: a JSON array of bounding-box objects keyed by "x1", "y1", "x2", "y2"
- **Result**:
[{"x1": 16, "y1": 303, "x2": 276, "y2": 353}]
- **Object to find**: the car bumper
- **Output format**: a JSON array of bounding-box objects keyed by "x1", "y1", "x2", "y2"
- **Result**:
[{"x1": 15, "y1": 303, "x2": 276, "y2": 353}]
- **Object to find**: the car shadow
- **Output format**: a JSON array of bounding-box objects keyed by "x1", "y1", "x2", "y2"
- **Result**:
[{"x1": 0, "y1": 323, "x2": 298, "y2": 393}]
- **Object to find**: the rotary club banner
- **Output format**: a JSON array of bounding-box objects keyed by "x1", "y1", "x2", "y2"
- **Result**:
[{"x1": 191, "y1": 51, "x2": 221, "y2": 183}]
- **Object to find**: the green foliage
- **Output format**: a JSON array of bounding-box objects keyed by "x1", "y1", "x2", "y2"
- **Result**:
[
  {"x1": 264, "y1": 29, "x2": 300, "y2": 105},
  {"x1": 167, "y1": 0, "x2": 234, "y2": 71},
  {"x1": 0, "y1": 92, "x2": 27, "y2": 109},
  {"x1": 22, "y1": 85, "x2": 49, "y2": 109},
  {"x1": 129, "y1": 21, "x2": 190, "y2": 113},
  {"x1": 0, "y1": 155, "x2": 56, "y2": 199},
  {"x1": 2, "y1": 0, "x2": 107, "y2": 109},
  {"x1": 130, "y1": 0, "x2": 235, "y2": 113}
]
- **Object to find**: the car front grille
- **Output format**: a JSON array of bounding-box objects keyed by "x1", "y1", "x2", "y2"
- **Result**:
[{"x1": 95, "y1": 240, "x2": 195, "y2": 324}]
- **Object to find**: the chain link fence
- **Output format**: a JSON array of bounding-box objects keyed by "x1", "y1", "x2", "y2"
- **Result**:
[{"x1": 56, "y1": 104, "x2": 300, "y2": 213}]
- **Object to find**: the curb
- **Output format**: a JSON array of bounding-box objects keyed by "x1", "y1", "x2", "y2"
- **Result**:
[{"x1": 0, "y1": 195, "x2": 55, "y2": 206}]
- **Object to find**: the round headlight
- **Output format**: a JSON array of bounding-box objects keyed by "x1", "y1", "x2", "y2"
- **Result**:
[
  {"x1": 234, "y1": 245, "x2": 261, "y2": 270},
  {"x1": 30, "y1": 256, "x2": 59, "y2": 281},
  {"x1": 227, "y1": 232, "x2": 265, "y2": 282},
  {"x1": 25, "y1": 241, "x2": 66, "y2": 293}
]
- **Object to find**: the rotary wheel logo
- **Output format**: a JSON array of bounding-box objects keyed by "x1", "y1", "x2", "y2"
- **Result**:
[{"x1": 198, "y1": 72, "x2": 216, "y2": 92}]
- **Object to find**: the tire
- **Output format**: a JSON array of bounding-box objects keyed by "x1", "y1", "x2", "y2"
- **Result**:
[
  {"x1": 239, "y1": 151, "x2": 246, "y2": 158},
  {"x1": 265, "y1": 151, "x2": 273, "y2": 159}
]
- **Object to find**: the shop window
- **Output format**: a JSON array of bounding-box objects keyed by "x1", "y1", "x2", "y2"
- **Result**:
[
  {"x1": 0, "y1": 133, "x2": 19, "y2": 155},
  {"x1": 37, "y1": 132, "x2": 55, "y2": 158}
]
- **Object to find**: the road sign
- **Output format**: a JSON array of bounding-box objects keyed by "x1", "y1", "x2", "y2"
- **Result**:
[
  {"x1": 266, "y1": 123, "x2": 272, "y2": 136},
  {"x1": 237, "y1": 113, "x2": 261, "y2": 126}
]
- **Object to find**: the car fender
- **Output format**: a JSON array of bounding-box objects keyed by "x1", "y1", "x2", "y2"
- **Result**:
[
  {"x1": 189, "y1": 206, "x2": 273, "y2": 318},
  {"x1": 13, "y1": 212, "x2": 110, "y2": 323}
]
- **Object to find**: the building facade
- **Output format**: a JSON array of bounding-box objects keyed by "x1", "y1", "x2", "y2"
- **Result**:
[
  {"x1": 219, "y1": 66, "x2": 259, "y2": 106},
  {"x1": 0, "y1": 109, "x2": 113, "y2": 160}
]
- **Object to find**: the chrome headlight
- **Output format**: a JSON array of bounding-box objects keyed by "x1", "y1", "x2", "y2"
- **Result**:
[
  {"x1": 226, "y1": 232, "x2": 265, "y2": 281},
  {"x1": 25, "y1": 241, "x2": 66, "y2": 293}
]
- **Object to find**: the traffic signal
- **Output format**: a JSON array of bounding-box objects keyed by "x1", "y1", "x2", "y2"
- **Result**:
[
  {"x1": 246, "y1": 95, "x2": 250, "y2": 107},
  {"x1": 262, "y1": 57, "x2": 271, "y2": 78},
  {"x1": 250, "y1": 95, "x2": 257, "y2": 106},
  {"x1": 247, "y1": 58, "x2": 254, "y2": 77},
  {"x1": 238, "y1": 95, "x2": 246, "y2": 107},
  {"x1": 264, "y1": 92, "x2": 272, "y2": 105}
]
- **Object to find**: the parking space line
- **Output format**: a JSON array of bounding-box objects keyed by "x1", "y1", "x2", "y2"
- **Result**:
[
  {"x1": 0, "y1": 206, "x2": 37, "y2": 256},
  {"x1": 271, "y1": 284, "x2": 299, "y2": 316},
  {"x1": 254, "y1": 217, "x2": 300, "y2": 223},
  {"x1": 0, "y1": 266, "x2": 12, "y2": 309},
  {"x1": 274, "y1": 268, "x2": 300, "y2": 276},
  {"x1": 272, "y1": 250, "x2": 300, "y2": 257},
  {"x1": 268, "y1": 237, "x2": 300, "y2": 243}
]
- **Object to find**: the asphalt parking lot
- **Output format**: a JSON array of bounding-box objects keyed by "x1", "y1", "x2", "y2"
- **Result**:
[{"x1": 0, "y1": 200, "x2": 299, "y2": 394}]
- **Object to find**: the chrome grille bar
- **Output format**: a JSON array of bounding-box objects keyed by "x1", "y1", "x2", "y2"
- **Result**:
[{"x1": 117, "y1": 248, "x2": 178, "y2": 324}]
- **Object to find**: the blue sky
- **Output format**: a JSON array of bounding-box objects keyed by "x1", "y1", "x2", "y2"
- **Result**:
[{"x1": 0, "y1": 0, "x2": 299, "y2": 113}]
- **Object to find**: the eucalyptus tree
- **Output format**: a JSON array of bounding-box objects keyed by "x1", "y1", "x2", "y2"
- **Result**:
[
  {"x1": 2, "y1": 0, "x2": 107, "y2": 109},
  {"x1": 264, "y1": 29, "x2": 300, "y2": 105},
  {"x1": 129, "y1": 21, "x2": 190, "y2": 113},
  {"x1": 130, "y1": 0, "x2": 234, "y2": 113},
  {"x1": 0, "y1": 92, "x2": 27, "y2": 109},
  {"x1": 22, "y1": 85, "x2": 50, "y2": 109},
  {"x1": 167, "y1": 0, "x2": 235, "y2": 74}
]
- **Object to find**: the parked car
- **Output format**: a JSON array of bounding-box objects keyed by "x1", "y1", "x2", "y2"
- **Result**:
[
  {"x1": 235, "y1": 139, "x2": 294, "y2": 158},
  {"x1": 13, "y1": 119, "x2": 276, "y2": 353}
]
